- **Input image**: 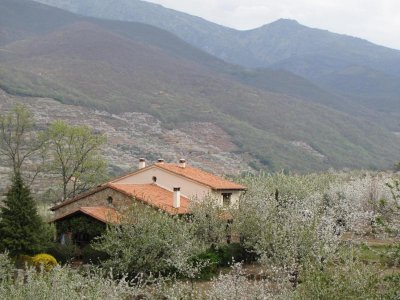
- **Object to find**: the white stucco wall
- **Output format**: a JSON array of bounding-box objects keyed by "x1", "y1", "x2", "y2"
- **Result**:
[
  {"x1": 212, "y1": 190, "x2": 242, "y2": 208},
  {"x1": 114, "y1": 166, "x2": 244, "y2": 209},
  {"x1": 114, "y1": 167, "x2": 211, "y2": 200}
]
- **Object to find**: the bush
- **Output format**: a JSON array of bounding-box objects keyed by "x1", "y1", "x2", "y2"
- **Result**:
[
  {"x1": 0, "y1": 264, "x2": 140, "y2": 299},
  {"x1": 47, "y1": 242, "x2": 76, "y2": 264},
  {"x1": 194, "y1": 249, "x2": 220, "y2": 280},
  {"x1": 82, "y1": 245, "x2": 109, "y2": 264},
  {"x1": 217, "y1": 243, "x2": 250, "y2": 266},
  {"x1": 14, "y1": 254, "x2": 33, "y2": 269},
  {"x1": 31, "y1": 254, "x2": 57, "y2": 271},
  {"x1": 0, "y1": 252, "x2": 14, "y2": 282},
  {"x1": 387, "y1": 243, "x2": 400, "y2": 267}
]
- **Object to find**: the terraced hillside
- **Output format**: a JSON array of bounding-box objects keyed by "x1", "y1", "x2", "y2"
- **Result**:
[{"x1": 1, "y1": 0, "x2": 399, "y2": 173}]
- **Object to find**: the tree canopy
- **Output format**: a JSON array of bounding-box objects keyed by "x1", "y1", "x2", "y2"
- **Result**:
[
  {"x1": 46, "y1": 120, "x2": 107, "y2": 201},
  {"x1": 0, "y1": 172, "x2": 52, "y2": 256}
]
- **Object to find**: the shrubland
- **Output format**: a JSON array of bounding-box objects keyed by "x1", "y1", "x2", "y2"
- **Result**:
[{"x1": 1, "y1": 119, "x2": 399, "y2": 298}]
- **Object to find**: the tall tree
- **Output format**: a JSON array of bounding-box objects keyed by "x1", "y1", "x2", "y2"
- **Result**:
[
  {"x1": 46, "y1": 120, "x2": 107, "y2": 200},
  {"x1": 0, "y1": 104, "x2": 46, "y2": 182},
  {"x1": 0, "y1": 173, "x2": 52, "y2": 256}
]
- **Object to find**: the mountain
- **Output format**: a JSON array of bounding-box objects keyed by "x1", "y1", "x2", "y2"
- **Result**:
[
  {"x1": 32, "y1": 0, "x2": 400, "y2": 132},
  {"x1": 1, "y1": 0, "x2": 400, "y2": 173},
  {"x1": 33, "y1": 0, "x2": 400, "y2": 75}
]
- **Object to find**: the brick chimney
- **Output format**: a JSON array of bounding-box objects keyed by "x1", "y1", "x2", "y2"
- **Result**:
[
  {"x1": 138, "y1": 158, "x2": 146, "y2": 169},
  {"x1": 179, "y1": 159, "x2": 186, "y2": 168},
  {"x1": 173, "y1": 187, "x2": 181, "y2": 208}
]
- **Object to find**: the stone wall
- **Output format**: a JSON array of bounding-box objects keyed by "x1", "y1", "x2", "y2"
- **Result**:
[{"x1": 54, "y1": 188, "x2": 133, "y2": 217}]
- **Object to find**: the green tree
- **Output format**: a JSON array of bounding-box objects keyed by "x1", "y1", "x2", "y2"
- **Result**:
[
  {"x1": 0, "y1": 104, "x2": 46, "y2": 182},
  {"x1": 0, "y1": 173, "x2": 52, "y2": 256},
  {"x1": 46, "y1": 120, "x2": 107, "y2": 201}
]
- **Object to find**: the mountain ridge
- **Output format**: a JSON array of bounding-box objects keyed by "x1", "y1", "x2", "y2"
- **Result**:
[
  {"x1": 1, "y1": 0, "x2": 400, "y2": 172},
  {"x1": 30, "y1": 0, "x2": 400, "y2": 132}
]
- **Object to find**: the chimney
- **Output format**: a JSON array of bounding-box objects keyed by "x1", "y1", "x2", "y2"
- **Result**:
[
  {"x1": 157, "y1": 158, "x2": 165, "y2": 164},
  {"x1": 179, "y1": 159, "x2": 186, "y2": 168},
  {"x1": 138, "y1": 158, "x2": 146, "y2": 169},
  {"x1": 173, "y1": 187, "x2": 181, "y2": 208}
]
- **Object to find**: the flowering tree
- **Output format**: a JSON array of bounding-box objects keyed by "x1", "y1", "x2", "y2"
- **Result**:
[
  {"x1": 233, "y1": 172, "x2": 379, "y2": 287},
  {"x1": 189, "y1": 195, "x2": 230, "y2": 248},
  {"x1": 93, "y1": 203, "x2": 208, "y2": 278}
]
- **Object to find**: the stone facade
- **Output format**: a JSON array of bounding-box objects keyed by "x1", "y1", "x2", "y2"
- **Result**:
[{"x1": 54, "y1": 188, "x2": 133, "y2": 218}]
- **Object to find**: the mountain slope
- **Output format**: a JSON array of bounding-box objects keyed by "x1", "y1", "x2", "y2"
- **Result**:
[
  {"x1": 32, "y1": 0, "x2": 400, "y2": 132},
  {"x1": 33, "y1": 0, "x2": 400, "y2": 76},
  {"x1": 1, "y1": 0, "x2": 400, "y2": 171}
]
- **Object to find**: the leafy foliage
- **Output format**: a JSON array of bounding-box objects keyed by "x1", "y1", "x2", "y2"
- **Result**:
[
  {"x1": 0, "y1": 252, "x2": 13, "y2": 283},
  {"x1": 294, "y1": 247, "x2": 397, "y2": 300},
  {"x1": 0, "y1": 104, "x2": 46, "y2": 182},
  {"x1": 46, "y1": 241, "x2": 76, "y2": 264},
  {"x1": 189, "y1": 195, "x2": 230, "y2": 248},
  {"x1": 0, "y1": 173, "x2": 53, "y2": 256},
  {"x1": 55, "y1": 215, "x2": 106, "y2": 240},
  {"x1": 93, "y1": 204, "x2": 208, "y2": 278},
  {"x1": 31, "y1": 253, "x2": 58, "y2": 271},
  {"x1": 45, "y1": 120, "x2": 107, "y2": 200}
]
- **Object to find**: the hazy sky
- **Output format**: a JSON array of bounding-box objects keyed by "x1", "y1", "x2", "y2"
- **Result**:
[{"x1": 147, "y1": 0, "x2": 400, "y2": 50}]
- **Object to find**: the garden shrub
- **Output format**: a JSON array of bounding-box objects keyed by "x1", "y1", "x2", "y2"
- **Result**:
[
  {"x1": 386, "y1": 243, "x2": 400, "y2": 267},
  {"x1": 31, "y1": 253, "x2": 57, "y2": 271},
  {"x1": 0, "y1": 252, "x2": 14, "y2": 282},
  {"x1": 194, "y1": 249, "x2": 220, "y2": 280},
  {"x1": 383, "y1": 273, "x2": 400, "y2": 299},
  {"x1": 217, "y1": 243, "x2": 250, "y2": 266},
  {"x1": 47, "y1": 242, "x2": 76, "y2": 264},
  {"x1": 81, "y1": 244, "x2": 109, "y2": 264},
  {"x1": 15, "y1": 254, "x2": 32, "y2": 269}
]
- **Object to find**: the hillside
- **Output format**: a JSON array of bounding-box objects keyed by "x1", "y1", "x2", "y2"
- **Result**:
[
  {"x1": 0, "y1": 90, "x2": 253, "y2": 194},
  {"x1": 33, "y1": 0, "x2": 400, "y2": 75},
  {"x1": 1, "y1": 0, "x2": 400, "y2": 172},
  {"x1": 31, "y1": 0, "x2": 400, "y2": 132}
]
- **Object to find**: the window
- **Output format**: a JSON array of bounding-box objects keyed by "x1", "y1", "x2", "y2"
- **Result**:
[
  {"x1": 152, "y1": 176, "x2": 157, "y2": 183},
  {"x1": 222, "y1": 193, "x2": 232, "y2": 207},
  {"x1": 107, "y1": 196, "x2": 113, "y2": 204}
]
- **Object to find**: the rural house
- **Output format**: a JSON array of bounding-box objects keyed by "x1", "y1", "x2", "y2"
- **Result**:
[{"x1": 51, "y1": 159, "x2": 247, "y2": 244}]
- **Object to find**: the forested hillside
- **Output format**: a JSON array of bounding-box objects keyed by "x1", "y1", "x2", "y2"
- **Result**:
[{"x1": 1, "y1": 0, "x2": 400, "y2": 172}]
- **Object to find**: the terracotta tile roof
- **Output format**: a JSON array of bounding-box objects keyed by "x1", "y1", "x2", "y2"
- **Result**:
[
  {"x1": 51, "y1": 183, "x2": 190, "y2": 215},
  {"x1": 109, "y1": 183, "x2": 190, "y2": 215},
  {"x1": 51, "y1": 206, "x2": 121, "y2": 224},
  {"x1": 153, "y1": 163, "x2": 247, "y2": 190},
  {"x1": 50, "y1": 162, "x2": 245, "y2": 216}
]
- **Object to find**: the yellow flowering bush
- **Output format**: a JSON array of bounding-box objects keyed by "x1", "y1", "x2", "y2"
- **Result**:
[{"x1": 31, "y1": 254, "x2": 57, "y2": 271}]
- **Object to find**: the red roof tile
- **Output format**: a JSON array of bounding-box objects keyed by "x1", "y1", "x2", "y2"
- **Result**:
[
  {"x1": 153, "y1": 163, "x2": 246, "y2": 190},
  {"x1": 109, "y1": 183, "x2": 190, "y2": 215},
  {"x1": 50, "y1": 162, "x2": 245, "y2": 216},
  {"x1": 51, "y1": 206, "x2": 121, "y2": 224}
]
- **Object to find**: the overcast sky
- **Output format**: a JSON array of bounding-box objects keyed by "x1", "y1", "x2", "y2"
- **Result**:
[{"x1": 147, "y1": 0, "x2": 400, "y2": 50}]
